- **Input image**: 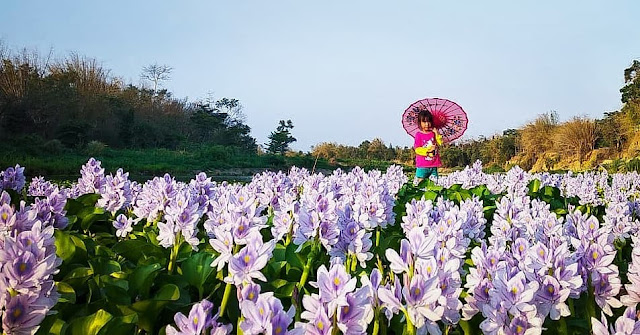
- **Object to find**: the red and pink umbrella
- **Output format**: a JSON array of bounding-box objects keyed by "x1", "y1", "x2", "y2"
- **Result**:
[{"x1": 402, "y1": 97, "x2": 468, "y2": 143}]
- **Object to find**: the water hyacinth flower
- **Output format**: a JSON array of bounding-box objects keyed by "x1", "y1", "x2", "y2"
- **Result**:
[
  {"x1": 336, "y1": 286, "x2": 372, "y2": 334},
  {"x1": 535, "y1": 275, "x2": 570, "y2": 320},
  {"x1": 591, "y1": 305, "x2": 640, "y2": 335},
  {"x1": 0, "y1": 164, "x2": 26, "y2": 192},
  {"x1": 621, "y1": 237, "x2": 640, "y2": 306},
  {"x1": 97, "y1": 168, "x2": 133, "y2": 214},
  {"x1": 311, "y1": 263, "x2": 357, "y2": 316},
  {"x1": 293, "y1": 191, "x2": 339, "y2": 252},
  {"x1": 378, "y1": 273, "x2": 443, "y2": 330},
  {"x1": 27, "y1": 177, "x2": 58, "y2": 197},
  {"x1": 132, "y1": 173, "x2": 179, "y2": 222},
  {"x1": 329, "y1": 216, "x2": 373, "y2": 268},
  {"x1": 166, "y1": 299, "x2": 232, "y2": 335},
  {"x1": 74, "y1": 158, "x2": 106, "y2": 196},
  {"x1": 209, "y1": 227, "x2": 235, "y2": 271},
  {"x1": 164, "y1": 188, "x2": 202, "y2": 249},
  {"x1": 1, "y1": 293, "x2": 49, "y2": 335},
  {"x1": 0, "y1": 193, "x2": 60, "y2": 335},
  {"x1": 113, "y1": 213, "x2": 134, "y2": 238},
  {"x1": 293, "y1": 296, "x2": 333, "y2": 335},
  {"x1": 226, "y1": 237, "x2": 275, "y2": 285},
  {"x1": 240, "y1": 291, "x2": 294, "y2": 335},
  {"x1": 592, "y1": 271, "x2": 623, "y2": 316}
]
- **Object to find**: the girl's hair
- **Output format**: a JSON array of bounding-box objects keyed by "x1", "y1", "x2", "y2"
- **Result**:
[{"x1": 417, "y1": 110, "x2": 433, "y2": 130}]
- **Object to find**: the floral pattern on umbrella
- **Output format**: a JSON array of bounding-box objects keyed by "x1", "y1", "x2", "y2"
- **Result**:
[{"x1": 402, "y1": 97, "x2": 468, "y2": 143}]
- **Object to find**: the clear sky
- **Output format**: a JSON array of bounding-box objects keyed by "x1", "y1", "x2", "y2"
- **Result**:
[{"x1": 2, "y1": 1, "x2": 639, "y2": 151}]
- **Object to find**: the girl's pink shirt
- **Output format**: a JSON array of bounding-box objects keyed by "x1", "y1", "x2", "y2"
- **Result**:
[{"x1": 414, "y1": 130, "x2": 442, "y2": 168}]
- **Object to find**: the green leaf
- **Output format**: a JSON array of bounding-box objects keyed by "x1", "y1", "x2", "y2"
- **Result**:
[
  {"x1": 103, "y1": 284, "x2": 131, "y2": 305},
  {"x1": 69, "y1": 235, "x2": 88, "y2": 261},
  {"x1": 181, "y1": 252, "x2": 215, "y2": 292},
  {"x1": 470, "y1": 185, "x2": 488, "y2": 198},
  {"x1": 63, "y1": 267, "x2": 93, "y2": 281},
  {"x1": 285, "y1": 242, "x2": 305, "y2": 270},
  {"x1": 54, "y1": 230, "x2": 76, "y2": 262},
  {"x1": 273, "y1": 243, "x2": 286, "y2": 262},
  {"x1": 270, "y1": 260, "x2": 286, "y2": 273},
  {"x1": 153, "y1": 283, "x2": 181, "y2": 301},
  {"x1": 421, "y1": 190, "x2": 438, "y2": 201},
  {"x1": 129, "y1": 263, "x2": 162, "y2": 299},
  {"x1": 78, "y1": 206, "x2": 107, "y2": 230},
  {"x1": 56, "y1": 281, "x2": 76, "y2": 304},
  {"x1": 274, "y1": 282, "x2": 296, "y2": 298},
  {"x1": 67, "y1": 309, "x2": 113, "y2": 335},
  {"x1": 120, "y1": 284, "x2": 181, "y2": 333},
  {"x1": 97, "y1": 314, "x2": 138, "y2": 335},
  {"x1": 271, "y1": 279, "x2": 289, "y2": 289},
  {"x1": 528, "y1": 179, "x2": 541, "y2": 194},
  {"x1": 35, "y1": 315, "x2": 68, "y2": 335},
  {"x1": 89, "y1": 258, "x2": 122, "y2": 276},
  {"x1": 458, "y1": 189, "x2": 472, "y2": 201},
  {"x1": 449, "y1": 184, "x2": 462, "y2": 191},
  {"x1": 77, "y1": 193, "x2": 101, "y2": 207},
  {"x1": 113, "y1": 239, "x2": 166, "y2": 264},
  {"x1": 99, "y1": 275, "x2": 129, "y2": 291}
]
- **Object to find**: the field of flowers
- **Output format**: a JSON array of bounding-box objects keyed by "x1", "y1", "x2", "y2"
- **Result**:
[{"x1": 1, "y1": 159, "x2": 639, "y2": 334}]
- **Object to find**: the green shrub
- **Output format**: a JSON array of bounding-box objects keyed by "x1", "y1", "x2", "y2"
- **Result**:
[
  {"x1": 86, "y1": 140, "x2": 108, "y2": 156},
  {"x1": 42, "y1": 139, "x2": 67, "y2": 155}
]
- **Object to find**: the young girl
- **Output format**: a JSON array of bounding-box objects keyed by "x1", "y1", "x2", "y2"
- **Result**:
[{"x1": 414, "y1": 110, "x2": 443, "y2": 183}]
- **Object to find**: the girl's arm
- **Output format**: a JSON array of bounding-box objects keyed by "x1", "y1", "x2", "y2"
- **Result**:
[
  {"x1": 414, "y1": 133, "x2": 430, "y2": 156},
  {"x1": 414, "y1": 133, "x2": 426, "y2": 156},
  {"x1": 433, "y1": 129, "x2": 443, "y2": 146}
]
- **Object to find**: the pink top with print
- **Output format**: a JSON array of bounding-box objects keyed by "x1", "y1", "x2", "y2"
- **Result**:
[{"x1": 414, "y1": 131, "x2": 442, "y2": 168}]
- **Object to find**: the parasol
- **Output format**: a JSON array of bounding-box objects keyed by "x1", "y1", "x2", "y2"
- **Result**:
[{"x1": 402, "y1": 97, "x2": 468, "y2": 143}]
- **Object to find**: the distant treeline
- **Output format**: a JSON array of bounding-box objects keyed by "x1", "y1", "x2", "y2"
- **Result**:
[
  {"x1": 2, "y1": 42, "x2": 639, "y2": 173},
  {"x1": 0, "y1": 44, "x2": 257, "y2": 153}
]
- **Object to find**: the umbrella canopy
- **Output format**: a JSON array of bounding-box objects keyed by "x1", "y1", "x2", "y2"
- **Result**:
[{"x1": 402, "y1": 97, "x2": 468, "y2": 143}]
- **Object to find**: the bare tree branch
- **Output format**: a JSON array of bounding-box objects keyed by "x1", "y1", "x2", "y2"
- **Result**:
[{"x1": 140, "y1": 63, "x2": 173, "y2": 95}]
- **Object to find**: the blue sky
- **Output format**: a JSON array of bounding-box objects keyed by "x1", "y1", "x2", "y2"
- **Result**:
[{"x1": 2, "y1": 1, "x2": 639, "y2": 151}]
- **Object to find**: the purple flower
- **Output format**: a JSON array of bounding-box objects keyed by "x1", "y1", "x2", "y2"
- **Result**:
[
  {"x1": 295, "y1": 295, "x2": 333, "y2": 335},
  {"x1": 75, "y1": 158, "x2": 105, "y2": 196},
  {"x1": 592, "y1": 271, "x2": 623, "y2": 316},
  {"x1": 337, "y1": 287, "x2": 371, "y2": 334},
  {"x1": 241, "y1": 292, "x2": 294, "y2": 335},
  {"x1": 536, "y1": 275, "x2": 570, "y2": 320},
  {"x1": 591, "y1": 305, "x2": 640, "y2": 335},
  {"x1": 490, "y1": 270, "x2": 538, "y2": 316},
  {"x1": 378, "y1": 274, "x2": 443, "y2": 329},
  {"x1": 1, "y1": 294, "x2": 47, "y2": 335},
  {"x1": 226, "y1": 238, "x2": 274, "y2": 285},
  {"x1": 621, "y1": 243, "x2": 640, "y2": 306},
  {"x1": 1, "y1": 164, "x2": 26, "y2": 192},
  {"x1": 209, "y1": 228, "x2": 234, "y2": 271},
  {"x1": 97, "y1": 168, "x2": 133, "y2": 214},
  {"x1": 113, "y1": 214, "x2": 133, "y2": 238},
  {"x1": 166, "y1": 299, "x2": 232, "y2": 335},
  {"x1": 312, "y1": 263, "x2": 357, "y2": 316},
  {"x1": 157, "y1": 221, "x2": 177, "y2": 248}
]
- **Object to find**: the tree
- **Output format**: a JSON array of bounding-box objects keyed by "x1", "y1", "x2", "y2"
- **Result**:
[
  {"x1": 519, "y1": 111, "x2": 558, "y2": 165},
  {"x1": 266, "y1": 120, "x2": 296, "y2": 154},
  {"x1": 596, "y1": 111, "x2": 630, "y2": 153},
  {"x1": 213, "y1": 98, "x2": 245, "y2": 125},
  {"x1": 367, "y1": 138, "x2": 386, "y2": 159},
  {"x1": 553, "y1": 117, "x2": 597, "y2": 163},
  {"x1": 140, "y1": 63, "x2": 173, "y2": 95},
  {"x1": 621, "y1": 60, "x2": 640, "y2": 104}
]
